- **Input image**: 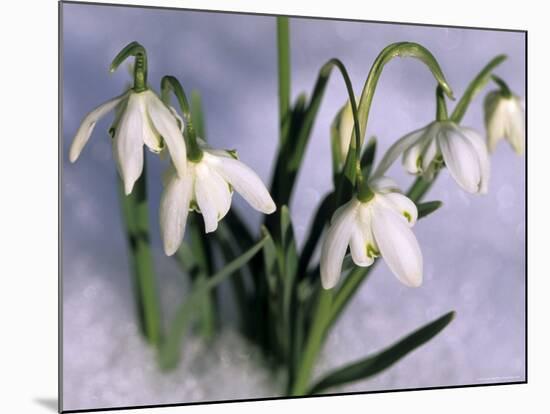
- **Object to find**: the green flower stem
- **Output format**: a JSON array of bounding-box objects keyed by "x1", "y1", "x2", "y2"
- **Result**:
[
  {"x1": 450, "y1": 54, "x2": 507, "y2": 123},
  {"x1": 435, "y1": 86, "x2": 449, "y2": 121},
  {"x1": 491, "y1": 74, "x2": 513, "y2": 98},
  {"x1": 343, "y1": 42, "x2": 453, "y2": 182},
  {"x1": 277, "y1": 16, "x2": 291, "y2": 144},
  {"x1": 406, "y1": 175, "x2": 437, "y2": 202},
  {"x1": 161, "y1": 75, "x2": 203, "y2": 161},
  {"x1": 336, "y1": 42, "x2": 452, "y2": 204},
  {"x1": 110, "y1": 41, "x2": 148, "y2": 93},
  {"x1": 291, "y1": 289, "x2": 333, "y2": 396},
  {"x1": 118, "y1": 158, "x2": 162, "y2": 346}
]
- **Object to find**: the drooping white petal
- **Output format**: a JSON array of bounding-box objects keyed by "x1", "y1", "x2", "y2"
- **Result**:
[
  {"x1": 402, "y1": 139, "x2": 424, "y2": 175},
  {"x1": 484, "y1": 91, "x2": 505, "y2": 152},
  {"x1": 206, "y1": 153, "x2": 276, "y2": 214},
  {"x1": 462, "y1": 127, "x2": 491, "y2": 194},
  {"x1": 349, "y1": 204, "x2": 376, "y2": 267},
  {"x1": 145, "y1": 91, "x2": 187, "y2": 177},
  {"x1": 113, "y1": 93, "x2": 145, "y2": 195},
  {"x1": 372, "y1": 123, "x2": 433, "y2": 178},
  {"x1": 437, "y1": 123, "x2": 481, "y2": 194},
  {"x1": 377, "y1": 192, "x2": 418, "y2": 226},
  {"x1": 505, "y1": 98, "x2": 525, "y2": 154},
  {"x1": 69, "y1": 91, "x2": 129, "y2": 163},
  {"x1": 194, "y1": 161, "x2": 232, "y2": 233},
  {"x1": 371, "y1": 205, "x2": 423, "y2": 288},
  {"x1": 421, "y1": 135, "x2": 439, "y2": 173},
  {"x1": 320, "y1": 200, "x2": 358, "y2": 289},
  {"x1": 368, "y1": 176, "x2": 400, "y2": 194},
  {"x1": 138, "y1": 95, "x2": 163, "y2": 153},
  {"x1": 349, "y1": 227, "x2": 374, "y2": 267},
  {"x1": 169, "y1": 105, "x2": 185, "y2": 133},
  {"x1": 159, "y1": 167, "x2": 193, "y2": 256}
]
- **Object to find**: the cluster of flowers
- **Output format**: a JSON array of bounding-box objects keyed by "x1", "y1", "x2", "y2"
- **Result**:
[{"x1": 70, "y1": 44, "x2": 524, "y2": 292}]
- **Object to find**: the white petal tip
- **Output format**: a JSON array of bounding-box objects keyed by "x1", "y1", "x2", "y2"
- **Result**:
[
  {"x1": 400, "y1": 274, "x2": 423, "y2": 288},
  {"x1": 263, "y1": 202, "x2": 277, "y2": 215},
  {"x1": 321, "y1": 279, "x2": 336, "y2": 290},
  {"x1": 163, "y1": 245, "x2": 178, "y2": 257},
  {"x1": 124, "y1": 181, "x2": 135, "y2": 196},
  {"x1": 320, "y1": 268, "x2": 339, "y2": 290},
  {"x1": 204, "y1": 222, "x2": 218, "y2": 234}
]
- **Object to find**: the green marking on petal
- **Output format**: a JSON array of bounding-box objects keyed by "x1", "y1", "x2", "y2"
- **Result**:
[
  {"x1": 189, "y1": 200, "x2": 200, "y2": 212},
  {"x1": 226, "y1": 149, "x2": 239, "y2": 160},
  {"x1": 403, "y1": 211, "x2": 412, "y2": 222},
  {"x1": 367, "y1": 244, "x2": 379, "y2": 259},
  {"x1": 416, "y1": 155, "x2": 423, "y2": 172}
]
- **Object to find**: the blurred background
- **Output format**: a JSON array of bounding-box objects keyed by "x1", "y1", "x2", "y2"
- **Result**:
[{"x1": 62, "y1": 2, "x2": 525, "y2": 411}]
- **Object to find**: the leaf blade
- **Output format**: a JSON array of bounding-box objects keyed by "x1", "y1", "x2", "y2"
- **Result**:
[{"x1": 308, "y1": 311, "x2": 455, "y2": 394}]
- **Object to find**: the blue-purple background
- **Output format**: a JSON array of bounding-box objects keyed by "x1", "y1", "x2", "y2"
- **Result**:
[{"x1": 62, "y1": 3, "x2": 526, "y2": 411}]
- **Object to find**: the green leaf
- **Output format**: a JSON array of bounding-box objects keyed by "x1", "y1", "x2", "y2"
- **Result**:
[
  {"x1": 268, "y1": 93, "x2": 308, "y2": 210},
  {"x1": 158, "y1": 235, "x2": 268, "y2": 370},
  {"x1": 215, "y1": 223, "x2": 252, "y2": 332},
  {"x1": 417, "y1": 200, "x2": 443, "y2": 219},
  {"x1": 308, "y1": 311, "x2": 456, "y2": 394},
  {"x1": 261, "y1": 226, "x2": 278, "y2": 293},
  {"x1": 277, "y1": 16, "x2": 291, "y2": 144}
]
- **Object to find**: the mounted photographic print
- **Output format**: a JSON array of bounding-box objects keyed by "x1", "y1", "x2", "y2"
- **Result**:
[{"x1": 60, "y1": 1, "x2": 527, "y2": 412}]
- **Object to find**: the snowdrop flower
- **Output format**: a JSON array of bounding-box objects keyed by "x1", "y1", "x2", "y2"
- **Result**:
[
  {"x1": 374, "y1": 121, "x2": 490, "y2": 194},
  {"x1": 320, "y1": 177, "x2": 422, "y2": 289},
  {"x1": 69, "y1": 89, "x2": 187, "y2": 195},
  {"x1": 484, "y1": 90, "x2": 525, "y2": 154},
  {"x1": 160, "y1": 142, "x2": 276, "y2": 256},
  {"x1": 69, "y1": 41, "x2": 187, "y2": 195}
]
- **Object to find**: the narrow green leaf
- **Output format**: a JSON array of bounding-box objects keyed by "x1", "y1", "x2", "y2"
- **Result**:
[
  {"x1": 268, "y1": 93, "x2": 308, "y2": 210},
  {"x1": 261, "y1": 226, "x2": 278, "y2": 293},
  {"x1": 215, "y1": 223, "x2": 252, "y2": 332},
  {"x1": 417, "y1": 200, "x2": 443, "y2": 219},
  {"x1": 308, "y1": 311, "x2": 456, "y2": 394},
  {"x1": 277, "y1": 16, "x2": 291, "y2": 145},
  {"x1": 278, "y1": 206, "x2": 300, "y2": 379},
  {"x1": 158, "y1": 236, "x2": 268, "y2": 370}
]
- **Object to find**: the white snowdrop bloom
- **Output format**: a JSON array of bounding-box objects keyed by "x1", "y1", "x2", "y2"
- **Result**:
[
  {"x1": 69, "y1": 89, "x2": 187, "y2": 195},
  {"x1": 484, "y1": 91, "x2": 525, "y2": 154},
  {"x1": 160, "y1": 144, "x2": 276, "y2": 256},
  {"x1": 320, "y1": 177, "x2": 422, "y2": 289},
  {"x1": 374, "y1": 121, "x2": 490, "y2": 194}
]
